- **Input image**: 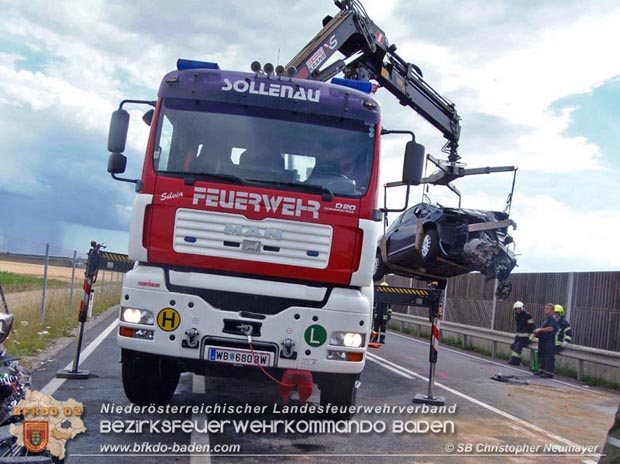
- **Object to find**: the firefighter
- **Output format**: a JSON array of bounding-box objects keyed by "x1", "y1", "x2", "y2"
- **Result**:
[
  {"x1": 533, "y1": 303, "x2": 558, "y2": 378},
  {"x1": 553, "y1": 304, "x2": 573, "y2": 354},
  {"x1": 508, "y1": 301, "x2": 535, "y2": 366},
  {"x1": 372, "y1": 281, "x2": 393, "y2": 344}
]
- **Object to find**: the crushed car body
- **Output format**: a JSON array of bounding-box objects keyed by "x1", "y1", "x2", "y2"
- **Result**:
[{"x1": 374, "y1": 202, "x2": 517, "y2": 283}]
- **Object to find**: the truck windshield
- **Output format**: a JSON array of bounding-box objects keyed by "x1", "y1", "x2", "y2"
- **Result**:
[{"x1": 153, "y1": 98, "x2": 375, "y2": 198}]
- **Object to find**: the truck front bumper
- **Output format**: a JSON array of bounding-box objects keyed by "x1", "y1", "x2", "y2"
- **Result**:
[{"x1": 117, "y1": 266, "x2": 372, "y2": 375}]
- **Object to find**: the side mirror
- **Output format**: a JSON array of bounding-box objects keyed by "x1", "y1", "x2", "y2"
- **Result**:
[
  {"x1": 142, "y1": 109, "x2": 154, "y2": 126},
  {"x1": 108, "y1": 153, "x2": 127, "y2": 174},
  {"x1": 108, "y1": 109, "x2": 130, "y2": 154},
  {"x1": 402, "y1": 141, "x2": 425, "y2": 185}
]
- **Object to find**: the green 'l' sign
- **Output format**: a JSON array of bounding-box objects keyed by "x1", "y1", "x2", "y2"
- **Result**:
[{"x1": 304, "y1": 324, "x2": 327, "y2": 347}]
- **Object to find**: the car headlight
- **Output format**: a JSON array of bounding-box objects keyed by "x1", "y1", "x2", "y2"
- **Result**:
[
  {"x1": 121, "y1": 308, "x2": 154, "y2": 325},
  {"x1": 330, "y1": 331, "x2": 365, "y2": 348}
]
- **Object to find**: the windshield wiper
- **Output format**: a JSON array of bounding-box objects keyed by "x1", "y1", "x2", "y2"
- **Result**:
[
  {"x1": 245, "y1": 179, "x2": 333, "y2": 202},
  {"x1": 162, "y1": 171, "x2": 246, "y2": 186}
]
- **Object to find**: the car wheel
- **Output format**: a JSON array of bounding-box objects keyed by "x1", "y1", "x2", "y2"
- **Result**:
[
  {"x1": 121, "y1": 349, "x2": 180, "y2": 406},
  {"x1": 420, "y1": 228, "x2": 440, "y2": 262},
  {"x1": 373, "y1": 249, "x2": 387, "y2": 281}
]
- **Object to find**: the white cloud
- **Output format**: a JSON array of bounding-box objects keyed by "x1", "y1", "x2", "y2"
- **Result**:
[
  {"x1": 0, "y1": 52, "x2": 24, "y2": 68},
  {"x1": 509, "y1": 193, "x2": 620, "y2": 271}
]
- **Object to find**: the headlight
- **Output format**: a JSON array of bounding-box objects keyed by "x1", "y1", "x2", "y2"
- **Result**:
[
  {"x1": 121, "y1": 308, "x2": 154, "y2": 325},
  {"x1": 329, "y1": 331, "x2": 365, "y2": 347},
  {"x1": 344, "y1": 332, "x2": 363, "y2": 347}
]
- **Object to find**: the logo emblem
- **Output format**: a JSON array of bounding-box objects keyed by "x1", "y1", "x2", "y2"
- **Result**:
[
  {"x1": 157, "y1": 308, "x2": 181, "y2": 332},
  {"x1": 24, "y1": 421, "x2": 48, "y2": 453},
  {"x1": 225, "y1": 224, "x2": 283, "y2": 240},
  {"x1": 241, "y1": 240, "x2": 261, "y2": 253}
]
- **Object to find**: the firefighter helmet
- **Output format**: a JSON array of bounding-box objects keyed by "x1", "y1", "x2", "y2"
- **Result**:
[
  {"x1": 554, "y1": 304, "x2": 565, "y2": 316},
  {"x1": 513, "y1": 301, "x2": 524, "y2": 310}
]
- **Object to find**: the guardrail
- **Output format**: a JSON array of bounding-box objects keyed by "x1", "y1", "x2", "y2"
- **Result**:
[{"x1": 391, "y1": 313, "x2": 620, "y2": 381}]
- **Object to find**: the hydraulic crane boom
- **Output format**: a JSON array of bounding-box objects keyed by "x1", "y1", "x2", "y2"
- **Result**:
[{"x1": 287, "y1": 0, "x2": 461, "y2": 162}]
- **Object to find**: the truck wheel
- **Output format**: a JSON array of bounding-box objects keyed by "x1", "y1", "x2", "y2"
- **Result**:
[
  {"x1": 121, "y1": 349, "x2": 180, "y2": 406},
  {"x1": 319, "y1": 373, "x2": 359, "y2": 419},
  {"x1": 420, "y1": 228, "x2": 439, "y2": 262},
  {"x1": 373, "y1": 250, "x2": 387, "y2": 282}
]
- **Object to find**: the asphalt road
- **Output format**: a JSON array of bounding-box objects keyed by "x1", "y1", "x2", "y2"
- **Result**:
[{"x1": 29, "y1": 308, "x2": 618, "y2": 464}]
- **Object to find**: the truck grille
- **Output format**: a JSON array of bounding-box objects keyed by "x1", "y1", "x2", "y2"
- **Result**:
[{"x1": 173, "y1": 209, "x2": 333, "y2": 269}]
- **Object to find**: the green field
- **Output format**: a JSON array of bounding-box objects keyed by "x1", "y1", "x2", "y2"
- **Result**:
[{"x1": 0, "y1": 271, "x2": 68, "y2": 292}]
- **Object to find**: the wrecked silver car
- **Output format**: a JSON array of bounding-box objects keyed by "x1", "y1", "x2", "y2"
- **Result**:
[{"x1": 374, "y1": 202, "x2": 517, "y2": 283}]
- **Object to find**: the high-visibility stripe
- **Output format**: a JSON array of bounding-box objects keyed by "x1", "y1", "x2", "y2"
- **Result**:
[
  {"x1": 511, "y1": 352, "x2": 521, "y2": 358},
  {"x1": 375, "y1": 287, "x2": 429, "y2": 296},
  {"x1": 431, "y1": 319, "x2": 441, "y2": 351},
  {"x1": 515, "y1": 333, "x2": 530, "y2": 337},
  {"x1": 100, "y1": 252, "x2": 133, "y2": 263},
  {"x1": 80, "y1": 278, "x2": 92, "y2": 311}
]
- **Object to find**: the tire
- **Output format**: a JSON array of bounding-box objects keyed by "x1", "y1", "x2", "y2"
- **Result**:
[
  {"x1": 122, "y1": 349, "x2": 180, "y2": 406},
  {"x1": 373, "y1": 249, "x2": 387, "y2": 282},
  {"x1": 319, "y1": 373, "x2": 359, "y2": 419},
  {"x1": 420, "y1": 228, "x2": 440, "y2": 262}
]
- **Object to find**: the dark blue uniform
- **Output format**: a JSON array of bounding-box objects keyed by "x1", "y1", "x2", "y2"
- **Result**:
[
  {"x1": 373, "y1": 301, "x2": 392, "y2": 344},
  {"x1": 538, "y1": 314, "x2": 558, "y2": 375}
]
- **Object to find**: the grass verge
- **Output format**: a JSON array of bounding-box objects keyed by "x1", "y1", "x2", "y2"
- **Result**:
[{"x1": 5, "y1": 286, "x2": 121, "y2": 357}]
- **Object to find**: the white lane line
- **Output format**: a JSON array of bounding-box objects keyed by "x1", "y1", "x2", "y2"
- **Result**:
[
  {"x1": 40, "y1": 319, "x2": 118, "y2": 396},
  {"x1": 388, "y1": 330, "x2": 598, "y2": 394},
  {"x1": 367, "y1": 351, "x2": 584, "y2": 449},
  {"x1": 190, "y1": 375, "x2": 210, "y2": 464}
]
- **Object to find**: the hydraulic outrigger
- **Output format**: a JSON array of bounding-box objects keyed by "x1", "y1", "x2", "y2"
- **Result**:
[{"x1": 374, "y1": 281, "x2": 446, "y2": 405}]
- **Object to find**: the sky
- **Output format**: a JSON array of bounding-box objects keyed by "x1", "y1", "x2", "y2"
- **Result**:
[{"x1": 0, "y1": 0, "x2": 619, "y2": 272}]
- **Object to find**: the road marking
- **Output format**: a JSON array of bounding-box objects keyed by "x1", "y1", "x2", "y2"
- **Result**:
[
  {"x1": 367, "y1": 351, "x2": 587, "y2": 450},
  {"x1": 190, "y1": 375, "x2": 210, "y2": 464},
  {"x1": 388, "y1": 330, "x2": 599, "y2": 394},
  {"x1": 41, "y1": 319, "x2": 118, "y2": 396}
]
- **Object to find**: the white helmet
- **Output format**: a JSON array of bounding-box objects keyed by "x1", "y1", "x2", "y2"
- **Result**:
[{"x1": 513, "y1": 301, "x2": 524, "y2": 310}]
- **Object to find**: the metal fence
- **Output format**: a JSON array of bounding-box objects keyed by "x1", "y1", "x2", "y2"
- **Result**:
[
  {"x1": 387, "y1": 271, "x2": 620, "y2": 353},
  {"x1": 0, "y1": 233, "x2": 124, "y2": 320}
]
